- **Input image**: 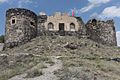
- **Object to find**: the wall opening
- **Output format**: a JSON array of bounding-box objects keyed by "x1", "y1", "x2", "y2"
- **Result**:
[
  {"x1": 12, "y1": 19, "x2": 15, "y2": 24},
  {"x1": 59, "y1": 23, "x2": 64, "y2": 31},
  {"x1": 30, "y1": 22, "x2": 35, "y2": 26},
  {"x1": 92, "y1": 19, "x2": 97, "y2": 26},
  {"x1": 70, "y1": 23, "x2": 75, "y2": 31},
  {"x1": 11, "y1": 17, "x2": 16, "y2": 25},
  {"x1": 48, "y1": 22, "x2": 54, "y2": 31}
]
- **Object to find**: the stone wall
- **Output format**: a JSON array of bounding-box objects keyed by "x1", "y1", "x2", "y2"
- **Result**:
[
  {"x1": 37, "y1": 15, "x2": 47, "y2": 36},
  {"x1": 44, "y1": 12, "x2": 82, "y2": 31},
  {"x1": 37, "y1": 12, "x2": 85, "y2": 36},
  {"x1": 4, "y1": 8, "x2": 117, "y2": 48},
  {"x1": 86, "y1": 19, "x2": 117, "y2": 46},
  {"x1": 5, "y1": 8, "x2": 37, "y2": 48}
]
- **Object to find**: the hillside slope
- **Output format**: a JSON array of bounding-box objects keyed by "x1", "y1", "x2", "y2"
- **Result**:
[{"x1": 0, "y1": 36, "x2": 120, "y2": 80}]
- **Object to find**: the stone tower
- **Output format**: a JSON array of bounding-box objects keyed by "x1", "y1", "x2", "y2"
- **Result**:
[
  {"x1": 86, "y1": 19, "x2": 117, "y2": 46},
  {"x1": 5, "y1": 8, "x2": 37, "y2": 48}
]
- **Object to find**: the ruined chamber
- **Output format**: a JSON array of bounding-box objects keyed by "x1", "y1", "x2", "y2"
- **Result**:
[
  {"x1": 5, "y1": 8, "x2": 37, "y2": 48},
  {"x1": 37, "y1": 12, "x2": 86, "y2": 36},
  {"x1": 86, "y1": 19, "x2": 117, "y2": 46}
]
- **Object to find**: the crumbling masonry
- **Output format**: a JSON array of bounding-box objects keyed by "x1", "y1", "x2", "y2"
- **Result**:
[{"x1": 5, "y1": 8, "x2": 117, "y2": 48}]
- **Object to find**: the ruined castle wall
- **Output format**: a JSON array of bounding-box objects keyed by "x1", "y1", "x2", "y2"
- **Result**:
[
  {"x1": 5, "y1": 8, "x2": 37, "y2": 48},
  {"x1": 75, "y1": 17, "x2": 86, "y2": 35},
  {"x1": 44, "y1": 15, "x2": 81, "y2": 31},
  {"x1": 86, "y1": 19, "x2": 117, "y2": 46},
  {"x1": 37, "y1": 13, "x2": 85, "y2": 36},
  {"x1": 37, "y1": 15, "x2": 47, "y2": 36}
]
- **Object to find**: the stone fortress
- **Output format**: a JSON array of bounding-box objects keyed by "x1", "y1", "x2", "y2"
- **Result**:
[{"x1": 5, "y1": 8, "x2": 117, "y2": 48}]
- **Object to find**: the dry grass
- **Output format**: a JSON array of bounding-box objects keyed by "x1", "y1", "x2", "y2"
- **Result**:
[
  {"x1": 25, "y1": 68, "x2": 43, "y2": 78},
  {"x1": 0, "y1": 36, "x2": 120, "y2": 80},
  {"x1": 55, "y1": 56, "x2": 120, "y2": 80},
  {"x1": 0, "y1": 55, "x2": 51, "y2": 80}
]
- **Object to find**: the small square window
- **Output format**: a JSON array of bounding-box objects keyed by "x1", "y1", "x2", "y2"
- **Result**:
[
  {"x1": 11, "y1": 17, "x2": 16, "y2": 25},
  {"x1": 30, "y1": 22, "x2": 34, "y2": 26}
]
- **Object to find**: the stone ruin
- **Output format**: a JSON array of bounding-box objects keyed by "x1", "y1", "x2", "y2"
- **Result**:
[
  {"x1": 5, "y1": 8, "x2": 37, "y2": 48},
  {"x1": 86, "y1": 19, "x2": 117, "y2": 46},
  {"x1": 4, "y1": 8, "x2": 117, "y2": 48}
]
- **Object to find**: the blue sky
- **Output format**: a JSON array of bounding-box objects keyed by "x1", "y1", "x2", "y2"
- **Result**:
[{"x1": 0, "y1": 0, "x2": 120, "y2": 45}]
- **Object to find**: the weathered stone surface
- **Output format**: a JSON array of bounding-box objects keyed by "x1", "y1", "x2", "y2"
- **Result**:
[
  {"x1": 0, "y1": 43, "x2": 4, "y2": 51},
  {"x1": 37, "y1": 15, "x2": 47, "y2": 36},
  {"x1": 4, "y1": 8, "x2": 117, "y2": 48},
  {"x1": 0, "y1": 54, "x2": 8, "y2": 67},
  {"x1": 5, "y1": 8, "x2": 37, "y2": 48},
  {"x1": 86, "y1": 19, "x2": 117, "y2": 46}
]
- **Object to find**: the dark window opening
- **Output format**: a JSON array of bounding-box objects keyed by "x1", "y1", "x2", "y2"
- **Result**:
[
  {"x1": 92, "y1": 19, "x2": 97, "y2": 23},
  {"x1": 30, "y1": 22, "x2": 34, "y2": 26},
  {"x1": 113, "y1": 27, "x2": 115, "y2": 31},
  {"x1": 12, "y1": 19, "x2": 15, "y2": 24},
  {"x1": 92, "y1": 19, "x2": 97, "y2": 26}
]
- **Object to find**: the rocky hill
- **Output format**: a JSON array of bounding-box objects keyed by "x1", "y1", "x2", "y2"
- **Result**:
[{"x1": 0, "y1": 36, "x2": 120, "y2": 80}]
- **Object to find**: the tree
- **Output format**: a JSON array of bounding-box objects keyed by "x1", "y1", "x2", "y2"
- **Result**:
[{"x1": 0, "y1": 35, "x2": 4, "y2": 43}]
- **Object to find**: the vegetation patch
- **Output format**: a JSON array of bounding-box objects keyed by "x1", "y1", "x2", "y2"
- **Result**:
[{"x1": 25, "y1": 68, "x2": 43, "y2": 78}]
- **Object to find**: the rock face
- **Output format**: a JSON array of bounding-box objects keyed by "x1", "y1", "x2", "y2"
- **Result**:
[
  {"x1": 86, "y1": 19, "x2": 117, "y2": 46},
  {"x1": 4, "y1": 8, "x2": 117, "y2": 48},
  {"x1": 5, "y1": 8, "x2": 37, "y2": 48}
]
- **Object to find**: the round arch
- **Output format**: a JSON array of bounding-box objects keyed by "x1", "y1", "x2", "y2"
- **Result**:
[
  {"x1": 70, "y1": 23, "x2": 75, "y2": 31},
  {"x1": 48, "y1": 22, "x2": 54, "y2": 31}
]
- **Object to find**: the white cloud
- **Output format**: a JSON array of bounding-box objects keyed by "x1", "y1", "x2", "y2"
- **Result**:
[
  {"x1": 101, "y1": 6, "x2": 120, "y2": 18},
  {"x1": 90, "y1": 12, "x2": 99, "y2": 18},
  {"x1": 0, "y1": 0, "x2": 8, "y2": 3},
  {"x1": 80, "y1": 0, "x2": 111, "y2": 13},
  {"x1": 88, "y1": 0, "x2": 110, "y2": 4},
  {"x1": 90, "y1": 12, "x2": 107, "y2": 20},
  {"x1": 90, "y1": 6, "x2": 120, "y2": 20},
  {"x1": 80, "y1": 4, "x2": 95, "y2": 13},
  {"x1": 116, "y1": 31, "x2": 120, "y2": 46},
  {"x1": 18, "y1": 0, "x2": 32, "y2": 8}
]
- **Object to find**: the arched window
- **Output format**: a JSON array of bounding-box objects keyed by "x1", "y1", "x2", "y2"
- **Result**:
[
  {"x1": 70, "y1": 23, "x2": 75, "y2": 31},
  {"x1": 92, "y1": 19, "x2": 97, "y2": 26},
  {"x1": 92, "y1": 19, "x2": 97, "y2": 29},
  {"x1": 48, "y1": 22, "x2": 54, "y2": 31}
]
